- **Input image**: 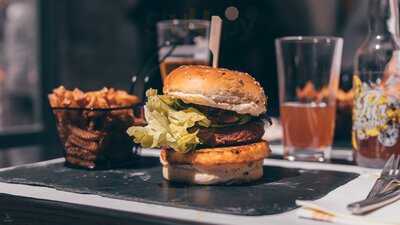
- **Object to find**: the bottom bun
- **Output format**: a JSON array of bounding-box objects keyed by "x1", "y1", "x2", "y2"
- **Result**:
[{"x1": 161, "y1": 160, "x2": 264, "y2": 185}]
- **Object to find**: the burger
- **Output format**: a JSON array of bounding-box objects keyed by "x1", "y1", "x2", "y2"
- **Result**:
[{"x1": 127, "y1": 65, "x2": 270, "y2": 184}]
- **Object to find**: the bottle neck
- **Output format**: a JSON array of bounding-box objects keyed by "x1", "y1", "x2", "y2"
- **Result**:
[{"x1": 368, "y1": 0, "x2": 399, "y2": 36}]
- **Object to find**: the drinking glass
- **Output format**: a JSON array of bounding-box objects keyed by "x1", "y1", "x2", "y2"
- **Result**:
[
  {"x1": 157, "y1": 19, "x2": 210, "y2": 80},
  {"x1": 275, "y1": 36, "x2": 343, "y2": 162}
]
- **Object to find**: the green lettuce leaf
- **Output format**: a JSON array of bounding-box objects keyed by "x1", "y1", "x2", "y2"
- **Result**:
[{"x1": 127, "y1": 89, "x2": 210, "y2": 153}]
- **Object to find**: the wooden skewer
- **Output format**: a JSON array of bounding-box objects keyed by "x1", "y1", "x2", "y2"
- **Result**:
[{"x1": 209, "y1": 16, "x2": 222, "y2": 68}]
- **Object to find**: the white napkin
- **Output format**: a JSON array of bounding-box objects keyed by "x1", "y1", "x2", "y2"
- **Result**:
[{"x1": 296, "y1": 173, "x2": 400, "y2": 225}]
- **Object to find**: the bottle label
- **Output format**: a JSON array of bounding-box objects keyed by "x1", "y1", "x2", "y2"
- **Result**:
[{"x1": 353, "y1": 66, "x2": 400, "y2": 148}]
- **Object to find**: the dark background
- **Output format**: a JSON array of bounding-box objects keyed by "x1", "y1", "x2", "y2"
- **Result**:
[
  {"x1": 0, "y1": 0, "x2": 372, "y2": 167},
  {"x1": 53, "y1": 0, "x2": 366, "y2": 115}
]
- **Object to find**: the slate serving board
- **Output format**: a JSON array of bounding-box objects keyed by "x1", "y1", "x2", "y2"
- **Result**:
[{"x1": 0, "y1": 157, "x2": 359, "y2": 216}]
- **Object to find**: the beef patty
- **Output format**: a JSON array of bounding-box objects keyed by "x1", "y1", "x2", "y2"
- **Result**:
[
  {"x1": 195, "y1": 105, "x2": 243, "y2": 124},
  {"x1": 197, "y1": 119, "x2": 265, "y2": 147}
]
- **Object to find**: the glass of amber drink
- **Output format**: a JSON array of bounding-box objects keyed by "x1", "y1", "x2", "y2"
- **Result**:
[
  {"x1": 275, "y1": 36, "x2": 343, "y2": 162},
  {"x1": 157, "y1": 20, "x2": 210, "y2": 80}
]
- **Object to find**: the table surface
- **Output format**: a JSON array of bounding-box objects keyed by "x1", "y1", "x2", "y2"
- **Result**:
[{"x1": 0, "y1": 146, "x2": 378, "y2": 225}]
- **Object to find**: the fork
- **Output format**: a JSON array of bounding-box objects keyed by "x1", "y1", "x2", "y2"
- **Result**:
[
  {"x1": 347, "y1": 154, "x2": 400, "y2": 215},
  {"x1": 367, "y1": 154, "x2": 400, "y2": 199}
]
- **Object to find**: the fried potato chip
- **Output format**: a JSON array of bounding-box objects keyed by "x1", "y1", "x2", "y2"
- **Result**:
[{"x1": 48, "y1": 86, "x2": 140, "y2": 108}]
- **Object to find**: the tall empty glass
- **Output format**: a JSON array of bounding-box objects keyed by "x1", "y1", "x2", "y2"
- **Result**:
[{"x1": 275, "y1": 36, "x2": 343, "y2": 162}]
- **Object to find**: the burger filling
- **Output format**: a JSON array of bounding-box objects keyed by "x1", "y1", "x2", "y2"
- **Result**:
[
  {"x1": 197, "y1": 120, "x2": 264, "y2": 147},
  {"x1": 127, "y1": 89, "x2": 266, "y2": 153}
]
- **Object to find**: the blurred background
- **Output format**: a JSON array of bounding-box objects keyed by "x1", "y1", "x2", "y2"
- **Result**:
[{"x1": 0, "y1": 0, "x2": 372, "y2": 167}]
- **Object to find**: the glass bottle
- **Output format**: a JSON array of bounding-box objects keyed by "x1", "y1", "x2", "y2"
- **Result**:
[{"x1": 353, "y1": 0, "x2": 400, "y2": 168}]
